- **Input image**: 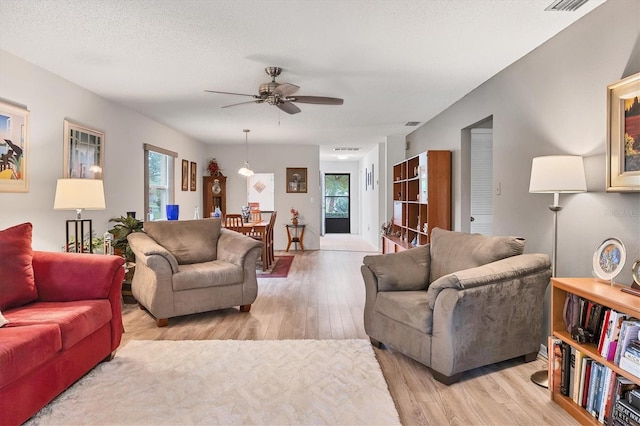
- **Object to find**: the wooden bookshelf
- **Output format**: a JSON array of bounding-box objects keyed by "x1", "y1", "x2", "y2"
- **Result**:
[
  {"x1": 550, "y1": 277, "x2": 640, "y2": 424},
  {"x1": 382, "y1": 150, "x2": 451, "y2": 253}
]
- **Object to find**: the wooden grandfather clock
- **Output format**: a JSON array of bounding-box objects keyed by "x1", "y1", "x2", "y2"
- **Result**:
[{"x1": 203, "y1": 174, "x2": 226, "y2": 218}]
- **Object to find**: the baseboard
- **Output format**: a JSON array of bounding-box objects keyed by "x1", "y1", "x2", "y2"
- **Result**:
[{"x1": 538, "y1": 343, "x2": 548, "y2": 360}]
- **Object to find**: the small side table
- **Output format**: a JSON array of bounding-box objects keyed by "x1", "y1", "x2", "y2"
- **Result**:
[{"x1": 285, "y1": 224, "x2": 305, "y2": 252}]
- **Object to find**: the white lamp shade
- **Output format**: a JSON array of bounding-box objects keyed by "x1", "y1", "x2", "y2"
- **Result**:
[
  {"x1": 238, "y1": 162, "x2": 254, "y2": 177},
  {"x1": 54, "y1": 178, "x2": 106, "y2": 210},
  {"x1": 529, "y1": 155, "x2": 587, "y2": 193}
]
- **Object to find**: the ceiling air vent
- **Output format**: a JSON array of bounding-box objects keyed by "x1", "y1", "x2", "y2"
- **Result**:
[
  {"x1": 545, "y1": 0, "x2": 589, "y2": 11},
  {"x1": 405, "y1": 121, "x2": 420, "y2": 127},
  {"x1": 333, "y1": 147, "x2": 361, "y2": 152}
]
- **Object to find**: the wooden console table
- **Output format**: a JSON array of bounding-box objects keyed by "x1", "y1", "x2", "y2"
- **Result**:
[{"x1": 285, "y1": 224, "x2": 305, "y2": 252}]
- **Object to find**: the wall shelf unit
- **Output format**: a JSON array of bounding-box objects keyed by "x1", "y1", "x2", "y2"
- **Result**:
[{"x1": 383, "y1": 150, "x2": 451, "y2": 253}]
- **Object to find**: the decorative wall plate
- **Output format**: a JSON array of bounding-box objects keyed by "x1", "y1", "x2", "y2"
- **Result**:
[
  {"x1": 633, "y1": 260, "x2": 640, "y2": 286},
  {"x1": 592, "y1": 238, "x2": 626, "y2": 281}
]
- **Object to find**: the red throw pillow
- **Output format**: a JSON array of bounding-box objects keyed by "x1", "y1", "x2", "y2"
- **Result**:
[{"x1": 0, "y1": 222, "x2": 38, "y2": 310}]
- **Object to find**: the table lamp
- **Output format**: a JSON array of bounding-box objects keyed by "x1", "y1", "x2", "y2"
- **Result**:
[
  {"x1": 528, "y1": 155, "x2": 587, "y2": 388},
  {"x1": 54, "y1": 178, "x2": 106, "y2": 253}
]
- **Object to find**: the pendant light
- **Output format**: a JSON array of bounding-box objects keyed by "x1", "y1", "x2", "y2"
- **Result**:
[{"x1": 238, "y1": 129, "x2": 254, "y2": 177}]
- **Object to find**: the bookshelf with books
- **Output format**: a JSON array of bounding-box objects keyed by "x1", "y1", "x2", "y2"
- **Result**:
[
  {"x1": 550, "y1": 277, "x2": 640, "y2": 425},
  {"x1": 382, "y1": 150, "x2": 451, "y2": 253}
]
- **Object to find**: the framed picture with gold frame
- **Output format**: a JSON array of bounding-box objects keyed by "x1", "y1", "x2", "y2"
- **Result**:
[
  {"x1": 607, "y1": 72, "x2": 640, "y2": 192},
  {"x1": 190, "y1": 161, "x2": 197, "y2": 191},
  {"x1": 286, "y1": 167, "x2": 307, "y2": 193},
  {"x1": 181, "y1": 159, "x2": 188, "y2": 191},
  {"x1": 0, "y1": 100, "x2": 29, "y2": 192}
]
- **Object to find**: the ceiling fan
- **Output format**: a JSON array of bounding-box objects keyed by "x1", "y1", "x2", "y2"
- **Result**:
[{"x1": 205, "y1": 67, "x2": 344, "y2": 115}]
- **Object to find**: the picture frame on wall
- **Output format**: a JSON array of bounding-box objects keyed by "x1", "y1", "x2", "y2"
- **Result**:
[
  {"x1": 286, "y1": 167, "x2": 307, "y2": 193},
  {"x1": 63, "y1": 119, "x2": 104, "y2": 179},
  {"x1": 190, "y1": 161, "x2": 197, "y2": 191},
  {"x1": 0, "y1": 100, "x2": 29, "y2": 193},
  {"x1": 181, "y1": 159, "x2": 188, "y2": 191},
  {"x1": 606, "y1": 72, "x2": 640, "y2": 192}
]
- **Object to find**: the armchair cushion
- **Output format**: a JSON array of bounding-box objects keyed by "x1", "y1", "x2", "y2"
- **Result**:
[
  {"x1": 0, "y1": 222, "x2": 37, "y2": 310},
  {"x1": 144, "y1": 218, "x2": 221, "y2": 265},
  {"x1": 376, "y1": 291, "x2": 433, "y2": 334},
  {"x1": 429, "y1": 227, "x2": 525, "y2": 282},
  {"x1": 363, "y1": 245, "x2": 430, "y2": 291}
]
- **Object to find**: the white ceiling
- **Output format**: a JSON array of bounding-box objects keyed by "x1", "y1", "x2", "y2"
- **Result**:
[{"x1": 0, "y1": 0, "x2": 605, "y2": 161}]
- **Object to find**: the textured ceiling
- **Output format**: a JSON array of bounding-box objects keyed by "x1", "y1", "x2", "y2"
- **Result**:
[{"x1": 0, "y1": 0, "x2": 605, "y2": 160}]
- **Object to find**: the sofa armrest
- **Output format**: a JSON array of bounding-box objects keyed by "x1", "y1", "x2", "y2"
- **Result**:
[
  {"x1": 217, "y1": 228, "x2": 263, "y2": 267},
  {"x1": 426, "y1": 253, "x2": 551, "y2": 309},
  {"x1": 32, "y1": 250, "x2": 125, "y2": 351},
  {"x1": 362, "y1": 245, "x2": 430, "y2": 292},
  {"x1": 428, "y1": 253, "x2": 551, "y2": 377},
  {"x1": 127, "y1": 232, "x2": 179, "y2": 273}
]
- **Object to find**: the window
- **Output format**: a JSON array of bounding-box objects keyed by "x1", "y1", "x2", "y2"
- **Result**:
[{"x1": 144, "y1": 144, "x2": 177, "y2": 220}]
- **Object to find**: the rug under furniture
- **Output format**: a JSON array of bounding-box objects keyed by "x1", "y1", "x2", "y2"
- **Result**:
[{"x1": 27, "y1": 339, "x2": 400, "y2": 425}]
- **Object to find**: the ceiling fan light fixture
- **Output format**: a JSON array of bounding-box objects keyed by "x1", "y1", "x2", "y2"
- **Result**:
[{"x1": 238, "y1": 129, "x2": 254, "y2": 177}]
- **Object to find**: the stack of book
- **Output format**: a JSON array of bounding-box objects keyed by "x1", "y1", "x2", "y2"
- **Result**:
[
  {"x1": 612, "y1": 389, "x2": 640, "y2": 426},
  {"x1": 549, "y1": 298, "x2": 640, "y2": 425}
]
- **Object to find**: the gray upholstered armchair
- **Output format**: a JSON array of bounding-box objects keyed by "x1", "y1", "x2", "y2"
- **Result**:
[
  {"x1": 361, "y1": 227, "x2": 551, "y2": 384},
  {"x1": 127, "y1": 218, "x2": 262, "y2": 327}
]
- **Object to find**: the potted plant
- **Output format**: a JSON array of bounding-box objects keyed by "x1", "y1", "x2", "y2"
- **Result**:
[{"x1": 108, "y1": 214, "x2": 144, "y2": 263}]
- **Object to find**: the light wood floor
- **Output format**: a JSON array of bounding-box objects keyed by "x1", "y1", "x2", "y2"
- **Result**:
[{"x1": 121, "y1": 235, "x2": 578, "y2": 426}]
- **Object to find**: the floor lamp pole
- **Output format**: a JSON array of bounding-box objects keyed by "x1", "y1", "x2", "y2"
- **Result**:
[{"x1": 531, "y1": 195, "x2": 562, "y2": 388}]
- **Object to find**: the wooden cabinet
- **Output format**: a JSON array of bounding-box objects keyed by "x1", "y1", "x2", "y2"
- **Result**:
[
  {"x1": 382, "y1": 150, "x2": 451, "y2": 253},
  {"x1": 203, "y1": 175, "x2": 226, "y2": 218},
  {"x1": 550, "y1": 277, "x2": 640, "y2": 424}
]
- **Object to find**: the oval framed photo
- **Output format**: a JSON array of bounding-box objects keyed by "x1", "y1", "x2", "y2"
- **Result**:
[{"x1": 592, "y1": 238, "x2": 626, "y2": 281}]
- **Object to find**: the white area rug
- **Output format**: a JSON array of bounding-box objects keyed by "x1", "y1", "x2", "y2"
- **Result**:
[{"x1": 28, "y1": 339, "x2": 400, "y2": 425}]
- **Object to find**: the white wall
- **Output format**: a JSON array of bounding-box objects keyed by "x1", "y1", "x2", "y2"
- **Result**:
[
  {"x1": 405, "y1": 0, "x2": 640, "y2": 344},
  {"x1": 0, "y1": 50, "x2": 205, "y2": 251},
  {"x1": 204, "y1": 143, "x2": 321, "y2": 251}
]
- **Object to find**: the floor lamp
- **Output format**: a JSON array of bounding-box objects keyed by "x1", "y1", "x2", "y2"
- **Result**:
[
  {"x1": 53, "y1": 178, "x2": 106, "y2": 253},
  {"x1": 528, "y1": 155, "x2": 587, "y2": 388}
]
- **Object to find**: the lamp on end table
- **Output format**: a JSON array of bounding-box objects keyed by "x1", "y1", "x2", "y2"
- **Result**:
[
  {"x1": 53, "y1": 178, "x2": 106, "y2": 253},
  {"x1": 528, "y1": 155, "x2": 587, "y2": 388}
]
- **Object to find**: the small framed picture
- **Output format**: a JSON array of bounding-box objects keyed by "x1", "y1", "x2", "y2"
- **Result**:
[
  {"x1": 63, "y1": 119, "x2": 104, "y2": 179},
  {"x1": 286, "y1": 167, "x2": 307, "y2": 193},
  {"x1": 607, "y1": 72, "x2": 640, "y2": 192},
  {"x1": 190, "y1": 161, "x2": 197, "y2": 191},
  {"x1": 181, "y1": 159, "x2": 188, "y2": 191},
  {"x1": 0, "y1": 100, "x2": 29, "y2": 192}
]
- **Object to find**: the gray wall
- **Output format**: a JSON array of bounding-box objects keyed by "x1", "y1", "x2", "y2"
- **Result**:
[
  {"x1": 406, "y1": 0, "x2": 640, "y2": 343},
  {"x1": 0, "y1": 50, "x2": 205, "y2": 250}
]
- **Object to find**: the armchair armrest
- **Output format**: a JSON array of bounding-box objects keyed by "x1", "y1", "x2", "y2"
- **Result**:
[
  {"x1": 217, "y1": 228, "x2": 263, "y2": 267},
  {"x1": 426, "y1": 253, "x2": 551, "y2": 309},
  {"x1": 127, "y1": 232, "x2": 179, "y2": 273},
  {"x1": 362, "y1": 245, "x2": 430, "y2": 292}
]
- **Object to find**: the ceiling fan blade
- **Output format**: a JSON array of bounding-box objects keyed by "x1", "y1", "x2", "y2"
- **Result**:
[
  {"x1": 287, "y1": 96, "x2": 344, "y2": 105},
  {"x1": 277, "y1": 101, "x2": 301, "y2": 115},
  {"x1": 221, "y1": 99, "x2": 264, "y2": 109},
  {"x1": 273, "y1": 83, "x2": 300, "y2": 97},
  {"x1": 205, "y1": 90, "x2": 258, "y2": 98}
]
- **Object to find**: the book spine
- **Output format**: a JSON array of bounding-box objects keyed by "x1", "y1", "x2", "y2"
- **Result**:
[
  {"x1": 561, "y1": 342, "x2": 570, "y2": 396},
  {"x1": 629, "y1": 389, "x2": 640, "y2": 411}
]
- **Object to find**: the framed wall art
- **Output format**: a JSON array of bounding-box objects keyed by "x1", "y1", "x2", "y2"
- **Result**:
[
  {"x1": 0, "y1": 101, "x2": 29, "y2": 192},
  {"x1": 607, "y1": 72, "x2": 640, "y2": 192},
  {"x1": 63, "y1": 119, "x2": 104, "y2": 179},
  {"x1": 190, "y1": 161, "x2": 197, "y2": 191},
  {"x1": 286, "y1": 167, "x2": 307, "y2": 193},
  {"x1": 181, "y1": 159, "x2": 188, "y2": 191}
]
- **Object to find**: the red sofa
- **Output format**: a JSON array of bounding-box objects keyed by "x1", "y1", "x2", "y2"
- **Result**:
[{"x1": 0, "y1": 223, "x2": 125, "y2": 425}]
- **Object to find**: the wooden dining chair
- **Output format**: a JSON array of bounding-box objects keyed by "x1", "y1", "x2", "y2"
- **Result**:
[
  {"x1": 248, "y1": 211, "x2": 276, "y2": 270},
  {"x1": 248, "y1": 202, "x2": 262, "y2": 222},
  {"x1": 225, "y1": 214, "x2": 246, "y2": 234}
]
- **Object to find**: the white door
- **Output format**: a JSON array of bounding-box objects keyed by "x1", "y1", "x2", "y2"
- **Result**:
[{"x1": 470, "y1": 129, "x2": 493, "y2": 235}]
